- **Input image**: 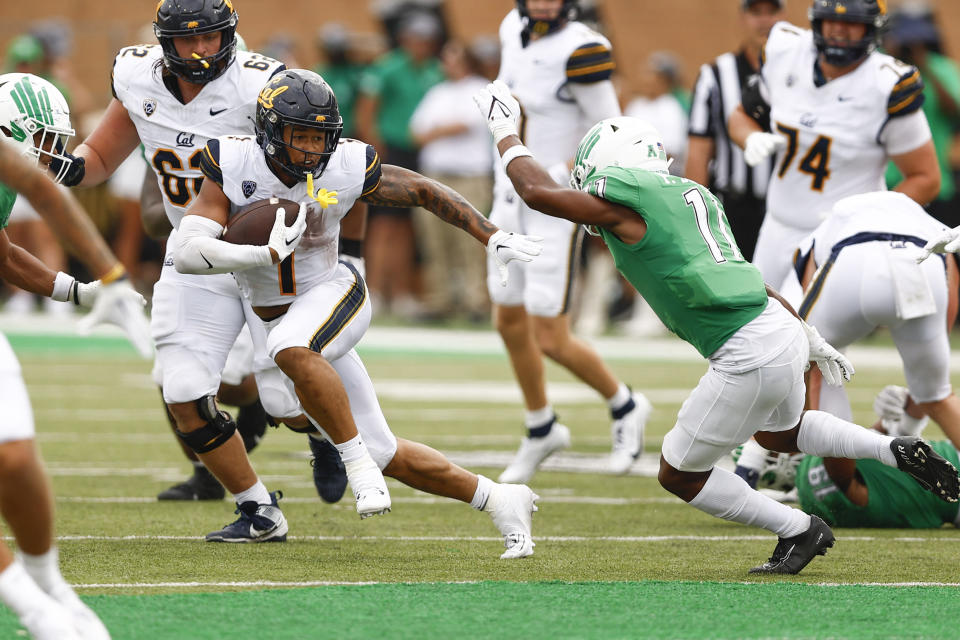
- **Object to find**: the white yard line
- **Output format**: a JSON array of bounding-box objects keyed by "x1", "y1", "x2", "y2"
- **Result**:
[
  {"x1": 68, "y1": 579, "x2": 960, "y2": 590},
  {"x1": 42, "y1": 534, "x2": 960, "y2": 543},
  {"x1": 56, "y1": 495, "x2": 683, "y2": 505}
]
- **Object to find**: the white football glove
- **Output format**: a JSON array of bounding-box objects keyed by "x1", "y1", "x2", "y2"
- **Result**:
[
  {"x1": 486, "y1": 229, "x2": 543, "y2": 286},
  {"x1": 473, "y1": 80, "x2": 521, "y2": 144},
  {"x1": 801, "y1": 320, "x2": 854, "y2": 386},
  {"x1": 743, "y1": 132, "x2": 786, "y2": 167},
  {"x1": 75, "y1": 279, "x2": 153, "y2": 358},
  {"x1": 916, "y1": 225, "x2": 960, "y2": 263},
  {"x1": 268, "y1": 202, "x2": 308, "y2": 262},
  {"x1": 872, "y1": 385, "x2": 929, "y2": 436}
]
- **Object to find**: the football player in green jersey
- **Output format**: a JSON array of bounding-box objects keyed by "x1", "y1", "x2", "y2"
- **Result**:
[
  {"x1": 474, "y1": 80, "x2": 960, "y2": 574},
  {"x1": 0, "y1": 81, "x2": 156, "y2": 636}
]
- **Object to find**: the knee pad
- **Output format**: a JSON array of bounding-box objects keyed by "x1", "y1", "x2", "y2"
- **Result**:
[{"x1": 175, "y1": 396, "x2": 238, "y2": 454}]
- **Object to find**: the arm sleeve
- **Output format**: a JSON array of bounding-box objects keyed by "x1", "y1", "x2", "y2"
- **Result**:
[
  {"x1": 361, "y1": 144, "x2": 382, "y2": 196},
  {"x1": 565, "y1": 42, "x2": 615, "y2": 84},
  {"x1": 566, "y1": 80, "x2": 622, "y2": 124},
  {"x1": 174, "y1": 214, "x2": 272, "y2": 275},
  {"x1": 199, "y1": 139, "x2": 223, "y2": 187},
  {"x1": 688, "y1": 64, "x2": 717, "y2": 137},
  {"x1": 879, "y1": 108, "x2": 932, "y2": 155}
]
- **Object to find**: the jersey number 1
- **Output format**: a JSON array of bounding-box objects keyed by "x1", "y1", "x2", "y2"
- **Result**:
[{"x1": 683, "y1": 188, "x2": 742, "y2": 264}]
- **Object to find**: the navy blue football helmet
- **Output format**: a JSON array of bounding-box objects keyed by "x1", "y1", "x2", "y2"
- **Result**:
[
  {"x1": 255, "y1": 69, "x2": 343, "y2": 183},
  {"x1": 809, "y1": 0, "x2": 888, "y2": 67},
  {"x1": 516, "y1": 0, "x2": 579, "y2": 37},
  {"x1": 154, "y1": 0, "x2": 238, "y2": 84}
]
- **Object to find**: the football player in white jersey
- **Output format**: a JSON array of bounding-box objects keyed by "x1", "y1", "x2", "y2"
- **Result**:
[
  {"x1": 490, "y1": 0, "x2": 652, "y2": 484},
  {"x1": 175, "y1": 68, "x2": 543, "y2": 558},
  {"x1": 734, "y1": 191, "x2": 960, "y2": 488},
  {"x1": 50, "y1": 1, "x2": 351, "y2": 517},
  {"x1": 728, "y1": 0, "x2": 940, "y2": 297}
]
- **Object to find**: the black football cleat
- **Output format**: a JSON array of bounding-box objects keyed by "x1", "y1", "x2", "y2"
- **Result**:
[
  {"x1": 157, "y1": 465, "x2": 225, "y2": 501},
  {"x1": 309, "y1": 436, "x2": 348, "y2": 503},
  {"x1": 749, "y1": 516, "x2": 835, "y2": 575},
  {"x1": 890, "y1": 437, "x2": 960, "y2": 503}
]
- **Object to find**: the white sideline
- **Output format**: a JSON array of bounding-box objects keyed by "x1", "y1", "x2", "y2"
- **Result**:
[{"x1": 55, "y1": 495, "x2": 683, "y2": 505}]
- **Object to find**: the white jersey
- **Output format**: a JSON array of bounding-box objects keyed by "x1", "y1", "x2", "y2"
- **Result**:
[
  {"x1": 760, "y1": 22, "x2": 930, "y2": 231},
  {"x1": 111, "y1": 44, "x2": 284, "y2": 230},
  {"x1": 796, "y1": 191, "x2": 947, "y2": 269},
  {"x1": 204, "y1": 135, "x2": 380, "y2": 307},
  {"x1": 495, "y1": 9, "x2": 615, "y2": 180}
]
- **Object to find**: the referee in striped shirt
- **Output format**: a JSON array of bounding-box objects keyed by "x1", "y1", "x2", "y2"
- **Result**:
[{"x1": 686, "y1": 0, "x2": 783, "y2": 261}]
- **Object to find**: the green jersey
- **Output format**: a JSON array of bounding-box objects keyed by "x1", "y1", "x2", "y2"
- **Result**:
[
  {"x1": 797, "y1": 442, "x2": 960, "y2": 529},
  {"x1": 0, "y1": 181, "x2": 16, "y2": 230},
  {"x1": 583, "y1": 167, "x2": 768, "y2": 358}
]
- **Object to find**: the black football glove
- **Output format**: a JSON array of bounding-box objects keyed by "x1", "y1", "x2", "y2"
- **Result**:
[{"x1": 48, "y1": 148, "x2": 85, "y2": 187}]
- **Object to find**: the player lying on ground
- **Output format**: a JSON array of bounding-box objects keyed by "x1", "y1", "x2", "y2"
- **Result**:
[
  {"x1": 174, "y1": 69, "x2": 542, "y2": 558},
  {"x1": 0, "y1": 73, "x2": 158, "y2": 636},
  {"x1": 474, "y1": 80, "x2": 960, "y2": 574}
]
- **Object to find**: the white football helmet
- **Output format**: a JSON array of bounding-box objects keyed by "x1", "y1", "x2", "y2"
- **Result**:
[
  {"x1": 571, "y1": 116, "x2": 670, "y2": 191},
  {"x1": 732, "y1": 445, "x2": 803, "y2": 493},
  {"x1": 0, "y1": 73, "x2": 75, "y2": 183}
]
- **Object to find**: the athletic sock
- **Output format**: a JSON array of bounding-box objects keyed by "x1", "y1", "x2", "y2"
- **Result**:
[
  {"x1": 234, "y1": 480, "x2": 271, "y2": 506},
  {"x1": 735, "y1": 439, "x2": 768, "y2": 487},
  {"x1": 19, "y1": 547, "x2": 63, "y2": 595},
  {"x1": 334, "y1": 434, "x2": 369, "y2": 464},
  {"x1": 525, "y1": 406, "x2": 555, "y2": 438},
  {"x1": 797, "y1": 410, "x2": 897, "y2": 467},
  {"x1": 607, "y1": 383, "x2": 632, "y2": 414},
  {"x1": 689, "y1": 466, "x2": 811, "y2": 538},
  {"x1": 471, "y1": 474, "x2": 494, "y2": 511},
  {"x1": 0, "y1": 561, "x2": 54, "y2": 620}
]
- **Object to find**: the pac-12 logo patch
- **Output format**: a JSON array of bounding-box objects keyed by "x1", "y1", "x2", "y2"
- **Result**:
[
  {"x1": 143, "y1": 99, "x2": 157, "y2": 117},
  {"x1": 242, "y1": 180, "x2": 257, "y2": 198}
]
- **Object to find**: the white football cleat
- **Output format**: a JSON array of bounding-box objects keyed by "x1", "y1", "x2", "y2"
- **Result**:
[
  {"x1": 498, "y1": 423, "x2": 571, "y2": 484},
  {"x1": 21, "y1": 601, "x2": 82, "y2": 640},
  {"x1": 608, "y1": 392, "x2": 652, "y2": 474},
  {"x1": 47, "y1": 584, "x2": 111, "y2": 640},
  {"x1": 486, "y1": 483, "x2": 539, "y2": 559},
  {"x1": 345, "y1": 455, "x2": 392, "y2": 519}
]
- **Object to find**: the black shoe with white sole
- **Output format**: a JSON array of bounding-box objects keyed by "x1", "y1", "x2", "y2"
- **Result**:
[
  {"x1": 749, "y1": 516, "x2": 835, "y2": 575},
  {"x1": 890, "y1": 437, "x2": 960, "y2": 503}
]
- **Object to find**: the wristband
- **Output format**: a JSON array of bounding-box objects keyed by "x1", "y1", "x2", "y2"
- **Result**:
[
  {"x1": 50, "y1": 271, "x2": 76, "y2": 302},
  {"x1": 501, "y1": 145, "x2": 533, "y2": 171}
]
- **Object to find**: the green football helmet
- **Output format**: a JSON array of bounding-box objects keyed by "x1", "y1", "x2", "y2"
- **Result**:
[
  {"x1": 0, "y1": 73, "x2": 75, "y2": 183},
  {"x1": 571, "y1": 116, "x2": 670, "y2": 191}
]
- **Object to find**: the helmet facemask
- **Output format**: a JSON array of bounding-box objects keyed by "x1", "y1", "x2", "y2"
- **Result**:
[
  {"x1": 0, "y1": 73, "x2": 75, "y2": 183},
  {"x1": 516, "y1": 0, "x2": 579, "y2": 38}
]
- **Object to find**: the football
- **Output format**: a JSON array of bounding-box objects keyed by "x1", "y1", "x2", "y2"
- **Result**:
[{"x1": 221, "y1": 197, "x2": 300, "y2": 246}]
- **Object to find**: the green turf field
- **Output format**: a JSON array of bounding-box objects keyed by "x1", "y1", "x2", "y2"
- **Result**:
[{"x1": 1, "y1": 328, "x2": 958, "y2": 639}]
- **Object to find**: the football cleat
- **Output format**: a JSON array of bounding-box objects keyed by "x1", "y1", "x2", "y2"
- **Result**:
[
  {"x1": 309, "y1": 436, "x2": 348, "y2": 504},
  {"x1": 749, "y1": 515, "x2": 835, "y2": 575},
  {"x1": 21, "y1": 602, "x2": 82, "y2": 640},
  {"x1": 498, "y1": 423, "x2": 571, "y2": 484},
  {"x1": 157, "y1": 465, "x2": 225, "y2": 501},
  {"x1": 46, "y1": 583, "x2": 111, "y2": 640},
  {"x1": 608, "y1": 392, "x2": 652, "y2": 474},
  {"x1": 344, "y1": 455, "x2": 392, "y2": 519},
  {"x1": 890, "y1": 437, "x2": 960, "y2": 503},
  {"x1": 205, "y1": 491, "x2": 288, "y2": 543},
  {"x1": 486, "y1": 483, "x2": 539, "y2": 559}
]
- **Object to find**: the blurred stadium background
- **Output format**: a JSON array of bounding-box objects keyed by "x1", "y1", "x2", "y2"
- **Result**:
[{"x1": 3, "y1": 0, "x2": 960, "y2": 102}]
